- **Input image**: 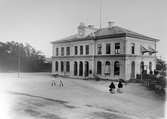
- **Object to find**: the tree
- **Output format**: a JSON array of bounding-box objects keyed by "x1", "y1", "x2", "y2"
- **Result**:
[
  {"x1": 0, "y1": 41, "x2": 51, "y2": 72},
  {"x1": 156, "y1": 58, "x2": 166, "y2": 77}
]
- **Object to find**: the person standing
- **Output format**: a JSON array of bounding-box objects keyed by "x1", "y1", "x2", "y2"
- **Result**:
[
  {"x1": 109, "y1": 82, "x2": 115, "y2": 94},
  {"x1": 117, "y1": 80, "x2": 123, "y2": 93},
  {"x1": 51, "y1": 78, "x2": 56, "y2": 87},
  {"x1": 59, "y1": 80, "x2": 64, "y2": 87}
]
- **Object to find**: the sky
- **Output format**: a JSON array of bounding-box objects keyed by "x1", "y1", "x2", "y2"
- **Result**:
[{"x1": 0, "y1": 0, "x2": 166, "y2": 60}]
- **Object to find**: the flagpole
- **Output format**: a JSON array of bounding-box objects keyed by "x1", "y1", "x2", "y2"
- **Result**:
[{"x1": 99, "y1": 0, "x2": 102, "y2": 29}]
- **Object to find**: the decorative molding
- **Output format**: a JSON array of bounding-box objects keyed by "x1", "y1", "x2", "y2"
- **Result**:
[{"x1": 52, "y1": 54, "x2": 156, "y2": 59}]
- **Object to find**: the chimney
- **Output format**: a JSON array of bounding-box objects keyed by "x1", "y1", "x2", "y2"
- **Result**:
[
  {"x1": 108, "y1": 21, "x2": 115, "y2": 29},
  {"x1": 78, "y1": 22, "x2": 86, "y2": 36}
]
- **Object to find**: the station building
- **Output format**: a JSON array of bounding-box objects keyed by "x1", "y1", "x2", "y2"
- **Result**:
[{"x1": 51, "y1": 22, "x2": 159, "y2": 80}]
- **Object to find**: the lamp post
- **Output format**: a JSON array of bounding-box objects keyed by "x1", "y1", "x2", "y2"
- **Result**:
[{"x1": 18, "y1": 44, "x2": 20, "y2": 79}]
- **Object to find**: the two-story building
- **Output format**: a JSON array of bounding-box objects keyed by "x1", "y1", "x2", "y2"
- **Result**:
[{"x1": 51, "y1": 22, "x2": 159, "y2": 80}]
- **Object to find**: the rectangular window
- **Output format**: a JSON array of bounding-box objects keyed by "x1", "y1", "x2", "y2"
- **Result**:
[
  {"x1": 85, "y1": 45, "x2": 89, "y2": 55},
  {"x1": 115, "y1": 43, "x2": 120, "y2": 54},
  {"x1": 74, "y1": 46, "x2": 78, "y2": 55},
  {"x1": 61, "y1": 47, "x2": 64, "y2": 56},
  {"x1": 66, "y1": 61, "x2": 70, "y2": 72},
  {"x1": 106, "y1": 43, "x2": 111, "y2": 54},
  {"x1": 97, "y1": 44, "x2": 102, "y2": 55},
  {"x1": 66, "y1": 47, "x2": 70, "y2": 56},
  {"x1": 131, "y1": 43, "x2": 135, "y2": 54},
  {"x1": 80, "y1": 46, "x2": 83, "y2": 55},
  {"x1": 56, "y1": 48, "x2": 59, "y2": 56},
  {"x1": 61, "y1": 61, "x2": 64, "y2": 72}
]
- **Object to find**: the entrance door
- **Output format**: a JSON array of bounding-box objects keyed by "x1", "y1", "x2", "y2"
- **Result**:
[
  {"x1": 79, "y1": 61, "x2": 83, "y2": 76},
  {"x1": 85, "y1": 61, "x2": 89, "y2": 77},
  {"x1": 131, "y1": 61, "x2": 135, "y2": 79},
  {"x1": 140, "y1": 61, "x2": 144, "y2": 74}
]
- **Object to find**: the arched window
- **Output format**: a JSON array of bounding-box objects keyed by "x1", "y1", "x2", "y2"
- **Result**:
[
  {"x1": 131, "y1": 61, "x2": 135, "y2": 78},
  {"x1": 85, "y1": 61, "x2": 89, "y2": 76},
  {"x1": 79, "y1": 61, "x2": 83, "y2": 76},
  {"x1": 97, "y1": 61, "x2": 102, "y2": 74},
  {"x1": 55, "y1": 61, "x2": 58, "y2": 72},
  {"x1": 66, "y1": 61, "x2": 70, "y2": 72},
  {"x1": 61, "y1": 61, "x2": 64, "y2": 72},
  {"x1": 114, "y1": 61, "x2": 120, "y2": 75},
  {"x1": 149, "y1": 62, "x2": 152, "y2": 74},
  {"x1": 104, "y1": 61, "x2": 111, "y2": 75},
  {"x1": 140, "y1": 61, "x2": 144, "y2": 74},
  {"x1": 74, "y1": 62, "x2": 77, "y2": 76}
]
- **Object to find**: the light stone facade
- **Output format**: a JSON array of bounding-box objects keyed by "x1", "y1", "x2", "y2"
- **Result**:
[{"x1": 51, "y1": 23, "x2": 159, "y2": 80}]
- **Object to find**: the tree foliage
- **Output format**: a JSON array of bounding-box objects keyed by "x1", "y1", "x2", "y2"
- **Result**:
[
  {"x1": 0, "y1": 41, "x2": 51, "y2": 72},
  {"x1": 156, "y1": 58, "x2": 166, "y2": 77}
]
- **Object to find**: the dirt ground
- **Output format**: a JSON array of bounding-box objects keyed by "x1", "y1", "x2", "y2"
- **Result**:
[{"x1": 0, "y1": 73, "x2": 166, "y2": 119}]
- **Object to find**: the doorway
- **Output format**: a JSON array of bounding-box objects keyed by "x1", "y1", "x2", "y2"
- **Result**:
[
  {"x1": 85, "y1": 61, "x2": 89, "y2": 77},
  {"x1": 131, "y1": 61, "x2": 135, "y2": 79},
  {"x1": 79, "y1": 61, "x2": 83, "y2": 76}
]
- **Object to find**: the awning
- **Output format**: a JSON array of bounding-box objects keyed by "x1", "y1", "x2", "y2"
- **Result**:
[
  {"x1": 141, "y1": 46, "x2": 150, "y2": 53},
  {"x1": 148, "y1": 47, "x2": 157, "y2": 54}
]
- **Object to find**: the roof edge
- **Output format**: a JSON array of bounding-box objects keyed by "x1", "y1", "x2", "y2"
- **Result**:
[
  {"x1": 51, "y1": 30, "x2": 160, "y2": 44},
  {"x1": 126, "y1": 33, "x2": 160, "y2": 42},
  {"x1": 51, "y1": 33, "x2": 127, "y2": 44}
]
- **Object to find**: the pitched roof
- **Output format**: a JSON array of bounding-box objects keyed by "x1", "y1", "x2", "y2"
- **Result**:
[{"x1": 51, "y1": 26, "x2": 159, "y2": 44}]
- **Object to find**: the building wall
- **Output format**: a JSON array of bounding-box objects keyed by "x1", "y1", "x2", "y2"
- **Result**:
[
  {"x1": 52, "y1": 39, "x2": 95, "y2": 78},
  {"x1": 52, "y1": 40, "x2": 95, "y2": 57},
  {"x1": 125, "y1": 37, "x2": 156, "y2": 56},
  {"x1": 94, "y1": 57, "x2": 126, "y2": 80},
  {"x1": 124, "y1": 37, "x2": 156, "y2": 80},
  {"x1": 52, "y1": 57, "x2": 94, "y2": 78},
  {"x1": 124, "y1": 57, "x2": 156, "y2": 80},
  {"x1": 52, "y1": 36, "x2": 157, "y2": 80},
  {"x1": 95, "y1": 37, "x2": 126, "y2": 55}
]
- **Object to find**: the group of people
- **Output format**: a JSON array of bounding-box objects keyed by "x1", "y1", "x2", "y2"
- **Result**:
[
  {"x1": 51, "y1": 79, "x2": 64, "y2": 87},
  {"x1": 109, "y1": 80, "x2": 123, "y2": 94}
]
